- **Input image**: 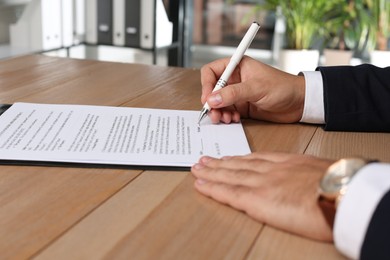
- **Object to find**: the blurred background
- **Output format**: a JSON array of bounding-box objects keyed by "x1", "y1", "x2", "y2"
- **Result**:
[{"x1": 0, "y1": 0, "x2": 389, "y2": 71}]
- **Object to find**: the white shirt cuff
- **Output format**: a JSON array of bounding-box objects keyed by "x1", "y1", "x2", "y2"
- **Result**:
[
  {"x1": 334, "y1": 163, "x2": 390, "y2": 259},
  {"x1": 299, "y1": 71, "x2": 325, "y2": 124}
]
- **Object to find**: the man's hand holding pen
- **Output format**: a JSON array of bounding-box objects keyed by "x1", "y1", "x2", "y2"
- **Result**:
[
  {"x1": 200, "y1": 55, "x2": 306, "y2": 124},
  {"x1": 198, "y1": 22, "x2": 260, "y2": 124}
]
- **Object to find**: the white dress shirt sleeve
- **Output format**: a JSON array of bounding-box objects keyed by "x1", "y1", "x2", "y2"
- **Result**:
[
  {"x1": 299, "y1": 71, "x2": 390, "y2": 259},
  {"x1": 334, "y1": 163, "x2": 390, "y2": 259},
  {"x1": 299, "y1": 71, "x2": 325, "y2": 124}
]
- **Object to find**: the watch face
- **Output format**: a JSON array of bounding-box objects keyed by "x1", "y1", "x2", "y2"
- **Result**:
[{"x1": 319, "y1": 158, "x2": 367, "y2": 200}]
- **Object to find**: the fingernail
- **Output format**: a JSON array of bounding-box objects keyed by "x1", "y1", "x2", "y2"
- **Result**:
[
  {"x1": 208, "y1": 94, "x2": 222, "y2": 105},
  {"x1": 193, "y1": 163, "x2": 204, "y2": 170},
  {"x1": 196, "y1": 179, "x2": 207, "y2": 185},
  {"x1": 200, "y1": 156, "x2": 212, "y2": 164}
]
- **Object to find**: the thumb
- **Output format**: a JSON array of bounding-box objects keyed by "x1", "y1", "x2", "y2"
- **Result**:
[{"x1": 207, "y1": 81, "x2": 261, "y2": 108}]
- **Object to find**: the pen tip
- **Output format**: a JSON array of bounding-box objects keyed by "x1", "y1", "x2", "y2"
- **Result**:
[{"x1": 198, "y1": 108, "x2": 208, "y2": 125}]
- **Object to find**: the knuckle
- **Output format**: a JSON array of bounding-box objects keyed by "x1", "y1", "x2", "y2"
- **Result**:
[
  {"x1": 229, "y1": 86, "x2": 241, "y2": 100},
  {"x1": 200, "y1": 64, "x2": 208, "y2": 74}
]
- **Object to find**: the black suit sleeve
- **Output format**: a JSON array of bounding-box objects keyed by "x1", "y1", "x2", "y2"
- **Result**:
[
  {"x1": 360, "y1": 189, "x2": 390, "y2": 259},
  {"x1": 317, "y1": 64, "x2": 390, "y2": 132}
]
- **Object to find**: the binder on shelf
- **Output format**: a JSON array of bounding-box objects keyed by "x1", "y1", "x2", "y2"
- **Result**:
[
  {"x1": 113, "y1": 0, "x2": 143, "y2": 48},
  {"x1": 141, "y1": 0, "x2": 173, "y2": 49},
  {"x1": 61, "y1": 0, "x2": 74, "y2": 47},
  {"x1": 140, "y1": 0, "x2": 154, "y2": 49},
  {"x1": 114, "y1": 0, "x2": 171, "y2": 49},
  {"x1": 8, "y1": 0, "x2": 177, "y2": 64},
  {"x1": 97, "y1": 0, "x2": 113, "y2": 45},
  {"x1": 10, "y1": 0, "x2": 63, "y2": 51},
  {"x1": 85, "y1": 0, "x2": 97, "y2": 44},
  {"x1": 124, "y1": 0, "x2": 141, "y2": 47},
  {"x1": 73, "y1": 0, "x2": 85, "y2": 44},
  {"x1": 112, "y1": 0, "x2": 126, "y2": 46}
]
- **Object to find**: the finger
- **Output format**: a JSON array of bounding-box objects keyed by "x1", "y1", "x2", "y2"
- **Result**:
[
  {"x1": 220, "y1": 111, "x2": 233, "y2": 124},
  {"x1": 245, "y1": 151, "x2": 300, "y2": 163},
  {"x1": 207, "y1": 80, "x2": 263, "y2": 109},
  {"x1": 203, "y1": 155, "x2": 273, "y2": 173},
  {"x1": 194, "y1": 180, "x2": 255, "y2": 213},
  {"x1": 208, "y1": 109, "x2": 222, "y2": 124},
  {"x1": 200, "y1": 58, "x2": 230, "y2": 104},
  {"x1": 231, "y1": 110, "x2": 241, "y2": 122},
  {"x1": 192, "y1": 165, "x2": 262, "y2": 187},
  {"x1": 208, "y1": 107, "x2": 241, "y2": 124},
  {"x1": 191, "y1": 158, "x2": 269, "y2": 187}
]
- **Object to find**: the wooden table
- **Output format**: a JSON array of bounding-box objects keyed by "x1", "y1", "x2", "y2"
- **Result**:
[{"x1": 1, "y1": 55, "x2": 389, "y2": 260}]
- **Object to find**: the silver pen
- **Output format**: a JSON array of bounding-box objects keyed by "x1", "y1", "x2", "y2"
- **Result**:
[{"x1": 198, "y1": 22, "x2": 261, "y2": 124}]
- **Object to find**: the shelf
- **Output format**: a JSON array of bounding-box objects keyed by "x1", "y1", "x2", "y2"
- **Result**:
[{"x1": 1, "y1": 0, "x2": 190, "y2": 67}]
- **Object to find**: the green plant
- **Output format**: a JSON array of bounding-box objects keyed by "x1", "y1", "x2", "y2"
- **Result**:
[
  {"x1": 323, "y1": 0, "x2": 372, "y2": 52},
  {"x1": 260, "y1": 0, "x2": 338, "y2": 49},
  {"x1": 366, "y1": 0, "x2": 390, "y2": 51}
]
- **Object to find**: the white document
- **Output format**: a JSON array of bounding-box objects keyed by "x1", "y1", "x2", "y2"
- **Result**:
[{"x1": 0, "y1": 103, "x2": 251, "y2": 167}]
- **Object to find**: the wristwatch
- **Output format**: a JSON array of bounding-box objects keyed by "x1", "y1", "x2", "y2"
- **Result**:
[{"x1": 318, "y1": 158, "x2": 370, "y2": 228}]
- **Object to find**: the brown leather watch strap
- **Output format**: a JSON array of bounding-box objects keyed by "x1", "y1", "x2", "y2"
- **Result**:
[{"x1": 318, "y1": 197, "x2": 336, "y2": 228}]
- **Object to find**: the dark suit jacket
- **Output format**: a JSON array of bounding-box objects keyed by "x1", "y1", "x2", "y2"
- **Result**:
[
  {"x1": 317, "y1": 64, "x2": 390, "y2": 132},
  {"x1": 360, "y1": 190, "x2": 390, "y2": 259},
  {"x1": 318, "y1": 64, "x2": 390, "y2": 259}
]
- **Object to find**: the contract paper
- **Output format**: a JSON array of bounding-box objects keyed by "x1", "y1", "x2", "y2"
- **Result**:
[{"x1": 0, "y1": 103, "x2": 251, "y2": 167}]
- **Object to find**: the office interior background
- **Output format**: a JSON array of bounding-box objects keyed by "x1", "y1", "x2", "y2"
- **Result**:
[{"x1": 0, "y1": 0, "x2": 389, "y2": 70}]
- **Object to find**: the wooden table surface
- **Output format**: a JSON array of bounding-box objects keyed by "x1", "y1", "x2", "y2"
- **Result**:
[{"x1": 1, "y1": 55, "x2": 389, "y2": 260}]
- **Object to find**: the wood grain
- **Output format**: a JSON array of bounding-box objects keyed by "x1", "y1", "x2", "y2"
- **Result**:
[
  {"x1": 306, "y1": 128, "x2": 390, "y2": 162},
  {"x1": 242, "y1": 120, "x2": 316, "y2": 153},
  {"x1": 104, "y1": 175, "x2": 262, "y2": 260},
  {"x1": 247, "y1": 226, "x2": 346, "y2": 260},
  {"x1": 0, "y1": 166, "x2": 141, "y2": 259},
  {"x1": 0, "y1": 55, "x2": 193, "y2": 107},
  {"x1": 1, "y1": 55, "x2": 387, "y2": 260},
  {"x1": 34, "y1": 171, "x2": 187, "y2": 260}
]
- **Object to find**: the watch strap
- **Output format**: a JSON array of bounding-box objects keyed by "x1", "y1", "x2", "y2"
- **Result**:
[
  {"x1": 318, "y1": 158, "x2": 377, "y2": 229},
  {"x1": 318, "y1": 196, "x2": 336, "y2": 228}
]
